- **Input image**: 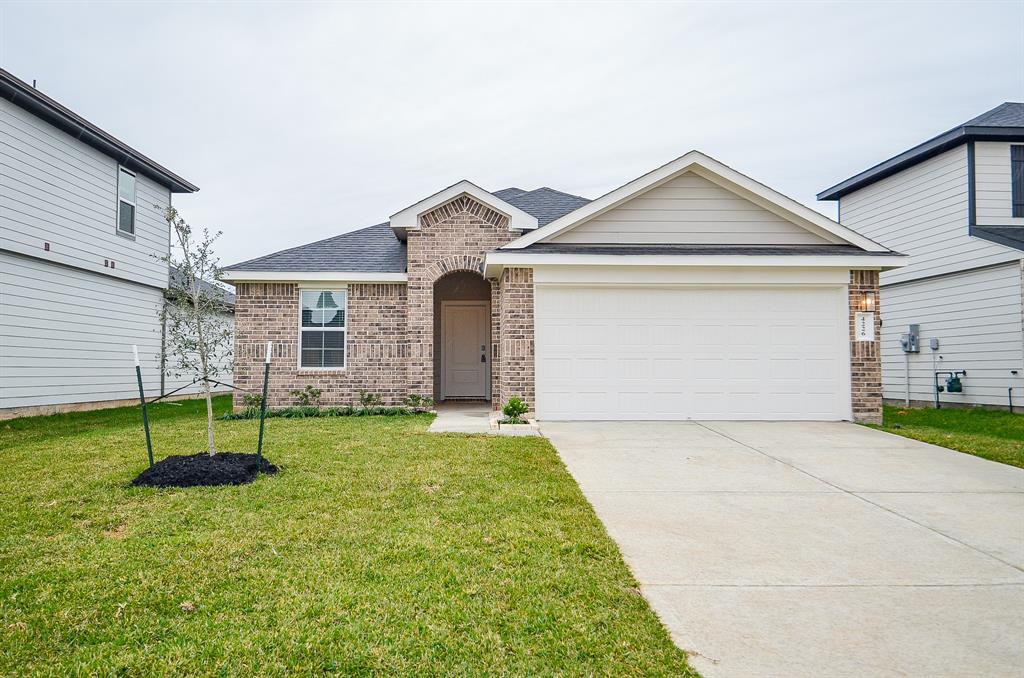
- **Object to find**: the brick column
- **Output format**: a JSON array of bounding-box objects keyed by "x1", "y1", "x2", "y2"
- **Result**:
[
  {"x1": 849, "y1": 270, "x2": 882, "y2": 424},
  {"x1": 497, "y1": 267, "x2": 535, "y2": 411}
]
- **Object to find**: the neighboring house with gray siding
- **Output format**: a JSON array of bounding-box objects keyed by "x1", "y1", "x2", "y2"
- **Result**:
[
  {"x1": 0, "y1": 68, "x2": 230, "y2": 418},
  {"x1": 819, "y1": 102, "x2": 1024, "y2": 410}
]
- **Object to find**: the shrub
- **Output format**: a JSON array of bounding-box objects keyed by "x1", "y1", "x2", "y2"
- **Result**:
[
  {"x1": 501, "y1": 397, "x2": 529, "y2": 424},
  {"x1": 358, "y1": 391, "x2": 383, "y2": 410},
  {"x1": 404, "y1": 394, "x2": 435, "y2": 412},
  {"x1": 290, "y1": 385, "x2": 322, "y2": 408},
  {"x1": 220, "y1": 405, "x2": 416, "y2": 421},
  {"x1": 241, "y1": 393, "x2": 263, "y2": 418}
]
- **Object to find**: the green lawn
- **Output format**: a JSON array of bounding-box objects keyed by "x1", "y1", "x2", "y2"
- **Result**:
[
  {"x1": 0, "y1": 397, "x2": 694, "y2": 677},
  {"x1": 871, "y1": 405, "x2": 1024, "y2": 469}
]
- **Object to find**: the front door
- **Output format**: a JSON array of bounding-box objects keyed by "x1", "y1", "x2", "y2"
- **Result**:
[{"x1": 441, "y1": 301, "x2": 489, "y2": 399}]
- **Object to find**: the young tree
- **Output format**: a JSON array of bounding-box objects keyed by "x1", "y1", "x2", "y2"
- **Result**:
[{"x1": 162, "y1": 207, "x2": 233, "y2": 455}]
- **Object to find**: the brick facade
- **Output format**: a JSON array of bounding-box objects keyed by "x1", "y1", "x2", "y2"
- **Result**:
[
  {"x1": 233, "y1": 195, "x2": 538, "y2": 412},
  {"x1": 406, "y1": 196, "x2": 524, "y2": 401},
  {"x1": 849, "y1": 270, "x2": 883, "y2": 424},
  {"x1": 231, "y1": 203, "x2": 869, "y2": 421},
  {"x1": 233, "y1": 282, "x2": 408, "y2": 408},
  {"x1": 496, "y1": 267, "x2": 535, "y2": 410}
]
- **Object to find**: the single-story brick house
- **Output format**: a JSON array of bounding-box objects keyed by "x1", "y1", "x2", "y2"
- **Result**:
[{"x1": 222, "y1": 151, "x2": 906, "y2": 422}]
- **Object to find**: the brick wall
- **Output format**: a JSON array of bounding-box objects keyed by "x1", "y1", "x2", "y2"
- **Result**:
[
  {"x1": 232, "y1": 282, "x2": 408, "y2": 409},
  {"x1": 406, "y1": 195, "x2": 520, "y2": 398},
  {"x1": 496, "y1": 267, "x2": 535, "y2": 411},
  {"x1": 849, "y1": 270, "x2": 882, "y2": 423}
]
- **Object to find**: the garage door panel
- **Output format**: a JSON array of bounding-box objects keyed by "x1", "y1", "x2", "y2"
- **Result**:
[{"x1": 535, "y1": 285, "x2": 850, "y2": 421}]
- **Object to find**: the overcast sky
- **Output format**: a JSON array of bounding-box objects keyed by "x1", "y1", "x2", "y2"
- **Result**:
[{"x1": 1, "y1": 1, "x2": 1022, "y2": 265}]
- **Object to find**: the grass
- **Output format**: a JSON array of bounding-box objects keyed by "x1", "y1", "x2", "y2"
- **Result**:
[
  {"x1": 0, "y1": 396, "x2": 694, "y2": 677},
  {"x1": 870, "y1": 405, "x2": 1024, "y2": 469}
]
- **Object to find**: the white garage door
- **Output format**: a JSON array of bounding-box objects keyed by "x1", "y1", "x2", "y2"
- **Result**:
[{"x1": 534, "y1": 285, "x2": 850, "y2": 420}]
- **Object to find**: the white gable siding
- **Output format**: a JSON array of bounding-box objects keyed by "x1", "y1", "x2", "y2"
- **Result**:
[
  {"x1": 975, "y1": 141, "x2": 1024, "y2": 227},
  {"x1": 839, "y1": 145, "x2": 1019, "y2": 285},
  {"x1": 0, "y1": 97, "x2": 171, "y2": 290},
  {"x1": 549, "y1": 172, "x2": 834, "y2": 245},
  {"x1": 879, "y1": 261, "x2": 1024, "y2": 407}
]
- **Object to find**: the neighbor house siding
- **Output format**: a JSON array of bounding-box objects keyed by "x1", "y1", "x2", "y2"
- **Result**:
[
  {"x1": 232, "y1": 282, "x2": 408, "y2": 409},
  {"x1": 550, "y1": 172, "x2": 835, "y2": 245},
  {"x1": 974, "y1": 141, "x2": 1024, "y2": 227},
  {"x1": 0, "y1": 98, "x2": 172, "y2": 290},
  {"x1": 879, "y1": 261, "x2": 1024, "y2": 408},
  {"x1": 0, "y1": 250, "x2": 164, "y2": 412},
  {"x1": 839, "y1": 145, "x2": 1018, "y2": 285}
]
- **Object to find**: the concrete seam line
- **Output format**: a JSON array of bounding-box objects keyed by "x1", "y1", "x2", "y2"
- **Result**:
[{"x1": 692, "y1": 422, "x2": 1024, "y2": 575}]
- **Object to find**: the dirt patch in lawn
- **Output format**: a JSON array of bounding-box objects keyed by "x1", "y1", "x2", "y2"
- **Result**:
[{"x1": 132, "y1": 452, "x2": 278, "y2": 488}]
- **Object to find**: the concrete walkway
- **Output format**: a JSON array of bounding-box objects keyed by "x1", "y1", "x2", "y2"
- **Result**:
[
  {"x1": 427, "y1": 401, "x2": 492, "y2": 434},
  {"x1": 542, "y1": 420, "x2": 1024, "y2": 678}
]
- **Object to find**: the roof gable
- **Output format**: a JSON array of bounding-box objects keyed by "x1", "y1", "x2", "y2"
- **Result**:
[
  {"x1": 546, "y1": 171, "x2": 836, "y2": 246},
  {"x1": 389, "y1": 180, "x2": 538, "y2": 240},
  {"x1": 505, "y1": 151, "x2": 889, "y2": 252}
]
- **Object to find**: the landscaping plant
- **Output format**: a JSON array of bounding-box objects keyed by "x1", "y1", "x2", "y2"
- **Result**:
[
  {"x1": 358, "y1": 390, "x2": 383, "y2": 412},
  {"x1": 290, "y1": 385, "x2": 323, "y2": 408},
  {"x1": 404, "y1": 394, "x2": 435, "y2": 412},
  {"x1": 161, "y1": 206, "x2": 233, "y2": 455},
  {"x1": 241, "y1": 394, "x2": 263, "y2": 419},
  {"x1": 501, "y1": 396, "x2": 529, "y2": 424}
]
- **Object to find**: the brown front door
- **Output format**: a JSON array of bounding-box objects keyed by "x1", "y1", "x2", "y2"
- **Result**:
[{"x1": 441, "y1": 301, "x2": 488, "y2": 398}]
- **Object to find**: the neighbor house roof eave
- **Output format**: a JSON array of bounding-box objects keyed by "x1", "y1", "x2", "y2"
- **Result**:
[{"x1": 818, "y1": 126, "x2": 1024, "y2": 201}]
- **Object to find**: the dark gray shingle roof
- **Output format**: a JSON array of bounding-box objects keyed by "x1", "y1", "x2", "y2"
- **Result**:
[
  {"x1": 169, "y1": 266, "x2": 236, "y2": 307},
  {"x1": 819, "y1": 102, "x2": 1024, "y2": 201},
  {"x1": 224, "y1": 186, "x2": 590, "y2": 274},
  {"x1": 503, "y1": 187, "x2": 591, "y2": 226},
  {"x1": 224, "y1": 223, "x2": 407, "y2": 273}
]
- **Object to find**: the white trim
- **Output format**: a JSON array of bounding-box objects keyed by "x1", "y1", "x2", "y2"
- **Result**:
[
  {"x1": 222, "y1": 270, "x2": 407, "y2": 283},
  {"x1": 483, "y1": 251, "x2": 907, "y2": 277},
  {"x1": 297, "y1": 289, "x2": 347, "y2": 371},
  {"x1": 389, "y1": 180, "x2": 538, "y2": 236},
  {"x1": 503, "y1": 151, "x2": 892, "y2": 252}
]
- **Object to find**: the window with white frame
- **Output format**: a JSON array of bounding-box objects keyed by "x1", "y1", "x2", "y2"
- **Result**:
[
  {"x1": 117, "y1": 167, "x2": 137, "y2": 235},
  {"x1": 300, "y1": 290, "x2": 347, "y2": 368}
]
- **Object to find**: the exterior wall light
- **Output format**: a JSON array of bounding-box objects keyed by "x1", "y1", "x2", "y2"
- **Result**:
[{"x1": 861, "y1": 291, "x2": 876, "y2": 312}]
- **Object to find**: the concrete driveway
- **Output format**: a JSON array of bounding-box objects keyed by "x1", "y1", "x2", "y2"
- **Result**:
[{"x1": 542, "y1": 421, "x2": 1024, "y2": 678}]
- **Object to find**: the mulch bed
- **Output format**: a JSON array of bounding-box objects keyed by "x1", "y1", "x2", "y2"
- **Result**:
[{"x1": 132, "y1": 452, "x2": 278, "y2": 488}]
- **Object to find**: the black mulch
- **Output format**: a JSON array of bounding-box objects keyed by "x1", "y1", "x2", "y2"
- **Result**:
[{"x1": 132, "y1": 452, "x2": 278, "y2": 488}]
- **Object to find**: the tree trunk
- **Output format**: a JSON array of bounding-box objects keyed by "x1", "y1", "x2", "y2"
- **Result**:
[
  {"x1": 202, "y1": 370, "x2": 216, "y2": 455},
  {"x1": 196, "y1": 315, "x2": 216, "y2": 455}
]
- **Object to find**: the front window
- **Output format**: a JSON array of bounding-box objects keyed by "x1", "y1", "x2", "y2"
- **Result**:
[
  {"x1": 300, "y1": 290, "x2": 346, "y2": 368},
  {"x1": 117, "y1": 167, "x2": 136, "y2": 235}
]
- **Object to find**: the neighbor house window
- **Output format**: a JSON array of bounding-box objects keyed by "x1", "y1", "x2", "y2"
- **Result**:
[
  {"x1": 300, "y1": 290, "x2": 346, "y2": 368},
  {"x1": 1012, "y1": 145, "x2": 1024, "y2": 218},
  {"x1": 117, "y1": 167, "x2": 137, "y2": 235}
]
